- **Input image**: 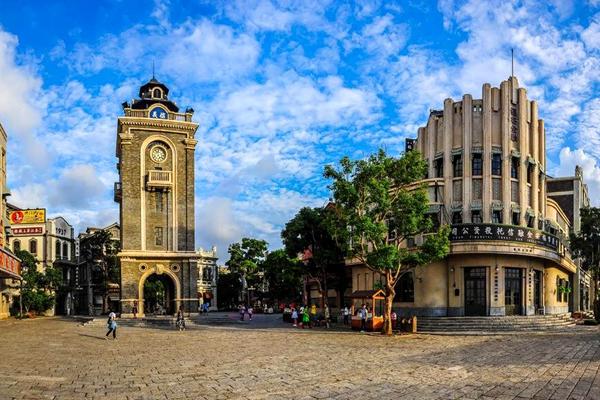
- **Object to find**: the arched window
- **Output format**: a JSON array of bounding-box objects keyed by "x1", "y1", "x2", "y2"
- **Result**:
[
  {"x1": 395, "y1": 272, "x2": 414, "y2": 302},
  {"x1": 56, "y1": 240, "x2": 62, "y2": 260},
  {"x1": 29, "y1": 239, "x2": 37, "y2": 255},
  {"x1": 153, "y1": 88, "x2": 161, "y2": 99},
  {"x1": 13, "y1": 240, "x2": 20, "y2": 253},
  {"x1": 63, "y1": 242, "x2": 69, "y2": 260}
]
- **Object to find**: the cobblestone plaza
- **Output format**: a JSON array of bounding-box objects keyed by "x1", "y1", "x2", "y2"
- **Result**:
[{"x1": 1, "y1": 318, "x2": 599, "y2": 400}]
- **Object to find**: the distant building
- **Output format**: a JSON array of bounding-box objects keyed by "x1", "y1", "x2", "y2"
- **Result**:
[
  {"x1": 69, "y1": 222, "x2": 120, "y2": 315},
  {"x1": 197, "y1": 247, "x2": 218, "y2": 311},
  {"x1": 0, "y1": 123, "x2": 21, "y2": 319}
]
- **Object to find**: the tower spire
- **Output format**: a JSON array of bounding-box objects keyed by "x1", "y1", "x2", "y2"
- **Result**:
[
  {"x1": 152, "y1": 60, "x2": 155, "y2": 80},
  {"x1": 511, "y1": 48, "x2": 514, "y2": 77}
]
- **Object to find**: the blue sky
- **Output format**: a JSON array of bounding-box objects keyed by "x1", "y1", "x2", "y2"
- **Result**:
[{"x1": 0, "y1": 0, "x2": 599, "y2": 258}]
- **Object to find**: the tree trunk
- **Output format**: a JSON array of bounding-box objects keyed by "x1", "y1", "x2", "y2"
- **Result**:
[{"x1": 383, "y1": 271, "x2": 395, "y2": 335}]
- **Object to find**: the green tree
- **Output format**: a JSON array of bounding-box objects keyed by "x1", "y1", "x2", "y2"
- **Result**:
[
  {"x1": 81, "y1": 230, "x2": 120, "y2": 314},
  {"x1": 16, "y1": 250, "x2": 56, "y2": 315},
  {"x1": 324, "y1": 149, "x2": 450, "y2": 335},
  {"x1": 261, "y1": 249, "x2": 303, "y2": 303},
  {"x1": 570, "y1": 207, "x2": 600, "y2": 321},
  {"x1": 281, "y1": 207, "x2": 346, "y2": 308},
  {"x1": 217, "y1": 271, "x2": 242, "y2": 310},
  {"x1": 226, "y1": 238, "x2": 268, "y2": 304}
]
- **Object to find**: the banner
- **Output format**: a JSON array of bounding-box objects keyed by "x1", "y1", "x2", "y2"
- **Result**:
[
  {"x1": 450, "y1": 223, "x2": 559, "y2": 251},
  {"x1": 9, "y1": 209, "x2": 46, "y2": 225},
  {"x1": 0, "y1": 248, "x2": 20, "y2": 278}
]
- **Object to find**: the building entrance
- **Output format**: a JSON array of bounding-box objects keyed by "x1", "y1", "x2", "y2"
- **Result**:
[
  {"x1": 505, "y1": 268, "x2": 523, "y2": 315},
  {"x1": 143, "y1": 274, "x2": 176, "y2": 315},
  {"x1": 464, "y1": 267, "x2": 486, "y2": 316}
]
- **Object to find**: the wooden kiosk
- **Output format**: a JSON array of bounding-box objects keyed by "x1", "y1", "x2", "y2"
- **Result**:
[{"x1": 350, "y1": 289, "x2": 385, "y2": 332}]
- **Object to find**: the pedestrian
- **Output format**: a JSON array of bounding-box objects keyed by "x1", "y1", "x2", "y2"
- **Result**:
[
  {"x1": 203, "y1": 302, "x2": 209, "y2": 314},
  {"x1": 105, "y1": 310, "x2": 117, "y2": 340},
  {"x1": 132, "y1": 301, "x2": 138, "y2": 319},
  {"x1": 248, "y1": 305, "x2": 253, "y2": 321},
  {"x1": 302, "y1": 307, "x2": 310, "y2": 329},
  {"x1": 324, "y1": 304, "x2": 330, "y2": 329},
  {"x1": 343, "y1": 305, "x2": 349, "y2": 326},
  {"x1": 360, "y1": 304, "x2": 367, "y2": 332},
  {"x1": 239, "y1": 304, "x2": 245, "y2": 321},
  {"x1": 176, "y1": 306, "x2": 186, "y2": 331},
  {"x1": 291, "y1": 307, "x2": 298, "y2": 327},
  {"x1": 310, "y1": 303, "x2": 317, "y2": 328}
]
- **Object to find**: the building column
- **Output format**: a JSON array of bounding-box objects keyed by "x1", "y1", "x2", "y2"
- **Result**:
[
  {"x1": 500, "y1": 80, "x2": 511, "y2": 224},
  {"x1": 531, "y1": 101, "x2": 539, "y2": 228},
  {"x1": 462, "y1": 95, "x2": 472, "y2": 222},
  {"x1": 518, "y1": 88, "x2": 529, "y2": 226},
  {"x1": 539, "y1": 120, "x2": 546, "y2": 220},
  {"x1": 482, "y1": 85, "x2": 492, "y2": 222},
  {"x1": 443, "y1": 98, "x2": 453, "y2": 222}
]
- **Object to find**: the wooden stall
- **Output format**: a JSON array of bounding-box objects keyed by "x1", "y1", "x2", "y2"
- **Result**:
[{"x1": 350, "y1": 289, "x2": 385, "y2": 332}]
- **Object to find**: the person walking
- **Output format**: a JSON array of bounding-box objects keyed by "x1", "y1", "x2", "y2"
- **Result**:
[
  {"x1": 239, "y1": 304, "x2": 245, "y2": 321},
  {"x1": 105, "y1": 310, "x2": 117, "y2": 340},
  {"x1": 360, "y1": 304, "x2": 367, "y2": 332},
  {"x1": 248, "y1": 305, "x2": 253, "y2": 321},
  {"x1": 324, "y1": 304, "x2": 330, "y2": 329},
  {"x1": 291, "y1": 308, "x2": 298, "y2": 327},
  {"x1": 176, "y1": 306, "x2": 186, "y2": 331},
  {"x1": 343, "y1": 305, "x2": 349, "y2": 326},
  {"x1": 132, "y1": 301, "x2": 138, "y2": 319}
]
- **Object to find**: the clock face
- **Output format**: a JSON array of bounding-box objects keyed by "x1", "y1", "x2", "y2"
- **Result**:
[
  {"x1": 149, "y1": 107, "x2": 168, "y2": 119},
  {"x1": 150, "y1": 145, "x2": 167, "y2": 163}
]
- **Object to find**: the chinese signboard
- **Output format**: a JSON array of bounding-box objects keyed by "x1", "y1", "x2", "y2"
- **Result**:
[
  {"x1": 450, "y1": 224, "x2": 559, "y2": 252},
  {"x1": 12, "y1": 227, "x2": 43, "y2": 235},
  {"x1": 0, "y1": 248, "x2": 20, "y2": 279},
  {"x1": 9, "y1": 209, "x2": 46, "y2": 225}
]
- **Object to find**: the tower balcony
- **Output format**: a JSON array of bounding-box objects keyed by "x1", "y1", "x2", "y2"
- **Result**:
[
  {"x1": 146, "y1": 170, "x2": 173, "y2": 190},
  {"x1": 114, "y1": 182, "x2": 122, "y2": 203}
]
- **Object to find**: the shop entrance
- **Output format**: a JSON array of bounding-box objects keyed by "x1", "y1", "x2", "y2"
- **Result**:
[
  {"x1": 464, "y1": 267, "x2": 486, "y2": 316},
  {"x1": 143, "y1": 274, "x2": 176, "y2": 315},
  {"x1": 505, "y1": 268, "x2": 523, "y2": 315}
]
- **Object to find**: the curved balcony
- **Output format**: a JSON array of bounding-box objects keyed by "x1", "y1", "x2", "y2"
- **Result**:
[{"x1": 146, "y1": 170, "x2": 172, "y2": 190}]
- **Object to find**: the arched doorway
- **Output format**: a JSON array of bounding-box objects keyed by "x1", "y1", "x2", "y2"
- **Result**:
[
  {"x1": 138, "y1": 266, "x2": 181, "y2": 317},
  {"x1": 143, "y1": 274, "x2": 176, "y2": 315}
]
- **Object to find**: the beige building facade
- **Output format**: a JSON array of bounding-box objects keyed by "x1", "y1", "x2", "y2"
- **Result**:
[
  {"x1": 351, "y1": 77, "x2": 578, "y2": 317},
  {"x1": 116, "y1": 78, "x2": 203, "y2": 317},
  {"x1": 0, "y1": 123, "x2": 21, "y2": 319}
]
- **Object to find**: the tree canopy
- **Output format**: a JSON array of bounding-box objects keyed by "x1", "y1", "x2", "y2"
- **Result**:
[{"x1": 324, "y1": 149, "x2": 450, "y2": 334}]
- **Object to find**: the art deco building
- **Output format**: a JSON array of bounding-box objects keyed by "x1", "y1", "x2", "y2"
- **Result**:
[{"x1": 351, "y1": 76, "x2": 580, "y2": 317}]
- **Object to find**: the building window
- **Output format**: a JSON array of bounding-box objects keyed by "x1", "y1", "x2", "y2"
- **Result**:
[
  {"x1": 471, "y1": 210, "x2": 482, "y2": 224},
  {"x1": 155, "y1": 191, "x2": 164, "y2": 213},
  {"x1": 472, "y1": 154, "x2": 483, "y2": 176},
  {"x1": 452, "y1": 212, "x2": 462, "y2": 224},
  {"x1": 472, "y1": 179, "x2": 482, "y2": 200},
  {"x1": 434, "y1": 158, "x2": 443, "y2": 178},
  {"x1": 202, "y1": 266, "x2": 213, "y2": 282},
  {"x1": 56, "y1": 240, "x2": 62, "y2": 260},
  {"x1": 155, "y1": 227, "x2": 163, "y2": 246},
  {"x1": 492, "y1": 154, "x2": 502, "y2": 175},
  {"x1": 395, "y1": 272, "x2": 414, "y2": 302},
  {"x1": 13, "y1": 240, "x2": 20, "y2": 253},
  {"x1": 29, "y1": 239, "x2": 37, "y2": 255},
  {"x1": 527, "y1": 164, "x2": 533, "y2": 184},
  {"x1": 492, "y1": 210, "x2": 503, "y2": 224},
  {"x1": 453, "y1": 180, "x2": 462, "y2": 202},
  {"x1": 511, "y1": 157, "x2": 519, "y2": 179},
  {"x1": 153, "y1": 88, "x2": 161, "y2": 99},
  {"x1": 512, "y1": 212, "x2": 520, "y2": 226},
  {"x1": 527, "y1": 215, "x2": 535, "y2": 228},
  {"x1": 63, "y1": 242, "x2": 69, "y2": 260},
  {"x1": 492, "y1": 178, "x2": 502, "y2": 200},
  {"x1": 511, "y1": 181, "x2": 519, "y2": 203},
  {"x1": 452, "y1": 155, "x2": 463, "y2": 177}
]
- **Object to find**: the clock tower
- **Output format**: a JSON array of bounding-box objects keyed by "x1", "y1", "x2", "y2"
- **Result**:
[{"x1": 115, "y1": 77, "x2": 199, "y2": 317}]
